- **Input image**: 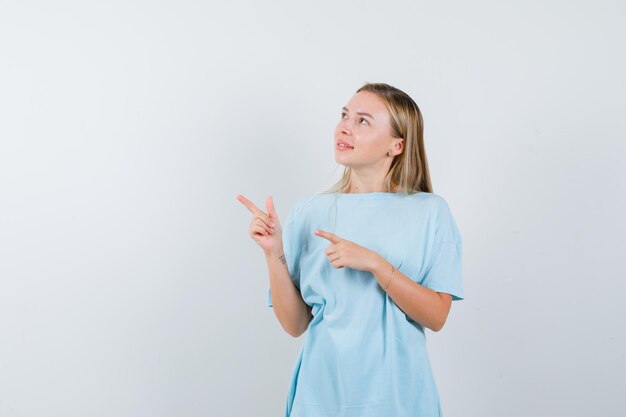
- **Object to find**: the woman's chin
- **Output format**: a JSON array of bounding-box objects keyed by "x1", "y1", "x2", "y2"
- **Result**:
[{"x1": 334, "y1": 158, "x2": 351, "y2": 168}]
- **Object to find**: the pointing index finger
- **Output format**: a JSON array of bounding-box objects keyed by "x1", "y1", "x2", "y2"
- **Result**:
[
  {"x1": 236, "y1": 194, "x2": 263, "y2": 215},
  {"x1": 313, "y1": 229, "x2": 341, "y2": 243}
]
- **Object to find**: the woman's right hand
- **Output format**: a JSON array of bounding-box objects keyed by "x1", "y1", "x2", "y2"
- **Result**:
[{"x1": 236, "y1": 194, "x2": 283, "y2": 255}]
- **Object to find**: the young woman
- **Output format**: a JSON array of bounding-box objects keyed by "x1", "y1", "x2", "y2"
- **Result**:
[{"x1": 236, "y1": 82, "x2": 464, "y2": 417}]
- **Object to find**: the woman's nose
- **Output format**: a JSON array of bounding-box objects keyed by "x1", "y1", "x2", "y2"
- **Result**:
[{"x1": 339, "y1": 120, "x2": 352, "y2": 134}]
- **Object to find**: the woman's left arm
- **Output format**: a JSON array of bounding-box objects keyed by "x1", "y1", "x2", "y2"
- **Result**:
[
  {"x1": 312, "y1": 229, "x2": 454, "y2": 332},
  {"x1": 369, "y1": 255, "x2": 452, "y2": 332}
]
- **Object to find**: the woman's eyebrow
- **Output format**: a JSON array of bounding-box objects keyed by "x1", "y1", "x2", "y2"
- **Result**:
[{"x1": 342, "y1": 106, "x2": 375, "y2": 120}]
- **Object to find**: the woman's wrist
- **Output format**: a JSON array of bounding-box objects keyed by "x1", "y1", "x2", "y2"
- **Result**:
[
  {"x1": 369, "y1": 253, "x2": 388, "y2": 275},
  {"x1": 264, "y1": 246, "x2": 285, "y2": 260},
  {"x1": 369, "y1": 254, "x2": 396, "y2": 290}
]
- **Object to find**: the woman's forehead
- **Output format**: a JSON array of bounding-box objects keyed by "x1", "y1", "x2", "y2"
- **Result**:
[{"x1": 344, "y1": 92, "x2": 388, "y2": 118}]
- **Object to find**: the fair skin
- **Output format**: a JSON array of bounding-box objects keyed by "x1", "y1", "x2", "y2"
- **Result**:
[
  {"x1": 334, "y1": 90, "x2": 403, "y2": 193},
  {"x1": 236, "y1": 194, "x2": 312, "y2": 337},
  {"x1": 325, "y1": 90, "x2": 453, "y2": 331},
  {"x1": 236, "y1": 90, "x2": 452, "y2": 336},
  {"x1": 313, "y1": 230, "x2": 452, "y2": 332}
]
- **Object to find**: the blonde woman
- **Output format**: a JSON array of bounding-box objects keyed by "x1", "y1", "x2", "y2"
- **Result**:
[{"x1": 237, "y1": 82, "x2": 464, "y2": 417}]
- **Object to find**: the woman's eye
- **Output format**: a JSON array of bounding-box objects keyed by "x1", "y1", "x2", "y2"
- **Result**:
[{"x1": 340, "y1": 113, "x2": 368, "y2": 125}]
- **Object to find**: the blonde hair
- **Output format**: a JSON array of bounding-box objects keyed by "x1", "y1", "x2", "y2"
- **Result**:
[{"x1": 320, "y1": 82, "x2": 433, "y2": 196}]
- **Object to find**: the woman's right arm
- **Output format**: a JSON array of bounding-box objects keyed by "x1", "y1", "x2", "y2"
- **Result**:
[
  {"x1": 236, "y1": 193, "x2": 312, "y2": 338},
  {"x1": 265, "y1": 248, "x2": 312, "y2": 337}
]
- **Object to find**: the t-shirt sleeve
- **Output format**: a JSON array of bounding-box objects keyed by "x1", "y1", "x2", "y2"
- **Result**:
[
  {"x1": 420, "y1": 198, "x2": 464, "y2": 301},
  {"x1": 266, "y1": 199, "x2": 305, "y2": 307}
]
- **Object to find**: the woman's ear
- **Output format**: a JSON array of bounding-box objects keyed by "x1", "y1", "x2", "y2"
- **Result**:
[{"x1": 394, "y1": 139, "x2": 404, "y2": 154}]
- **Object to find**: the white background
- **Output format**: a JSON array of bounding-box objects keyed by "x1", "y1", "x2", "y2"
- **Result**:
[{"x1": 1, "y1": 1, "x2": 624, "y2": 416}]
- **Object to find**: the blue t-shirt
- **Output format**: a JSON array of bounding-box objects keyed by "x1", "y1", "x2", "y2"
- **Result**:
[{"x1": 266, "y1": 191, "x2": 464, "y2": 417}]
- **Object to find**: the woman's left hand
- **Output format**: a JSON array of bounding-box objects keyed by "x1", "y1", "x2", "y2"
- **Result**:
[{"x1": 313, "y1": 229, "x2": 380, "y2": 272}]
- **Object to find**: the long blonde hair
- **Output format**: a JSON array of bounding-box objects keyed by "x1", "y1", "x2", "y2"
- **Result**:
[{"x1": 320, "y1": 82, "x2": 433, "y2": 196}]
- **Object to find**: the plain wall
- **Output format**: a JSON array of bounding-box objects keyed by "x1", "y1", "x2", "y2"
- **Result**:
[{"x1": 1, "y1": 1, "x2": 624, "y2": 416}]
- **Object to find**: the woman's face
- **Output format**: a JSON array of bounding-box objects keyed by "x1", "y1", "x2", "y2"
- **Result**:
[{"x1": 334, "y1": 91, "x2": 400, "y2": 168}]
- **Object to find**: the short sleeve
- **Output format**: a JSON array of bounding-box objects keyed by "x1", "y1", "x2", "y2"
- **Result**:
[
  {"x1": 420, "y1": 198, "x2": 464, "y2": 301},
  {"x1": 266, "y1": 198, "x2": 306, "y2": 307}
]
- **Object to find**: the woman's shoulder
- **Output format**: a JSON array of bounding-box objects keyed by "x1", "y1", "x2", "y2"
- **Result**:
[
  {"x1": 405, "y1": 191, "x2": 449, "y2": 207},
  {"x1": 292, "y1": 193, "x2": 331, "y2": 213},
  {"x1": 284, "y1": 192, "x2": 343, "y2": 222},
  {"x1": 283, "y1": 194, "x2": 320, "y2": 221},
  {"x1": 404, "y1": 192, "x2": 460, "y2": 224},
  {"x1": 420, "y1": 191, "x2": 451, "y2": 207}
]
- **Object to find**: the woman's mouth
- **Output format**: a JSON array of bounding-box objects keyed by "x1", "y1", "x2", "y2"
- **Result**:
[{"x1": 336, "y1": 143, "x2": 354, "y2": 151}]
